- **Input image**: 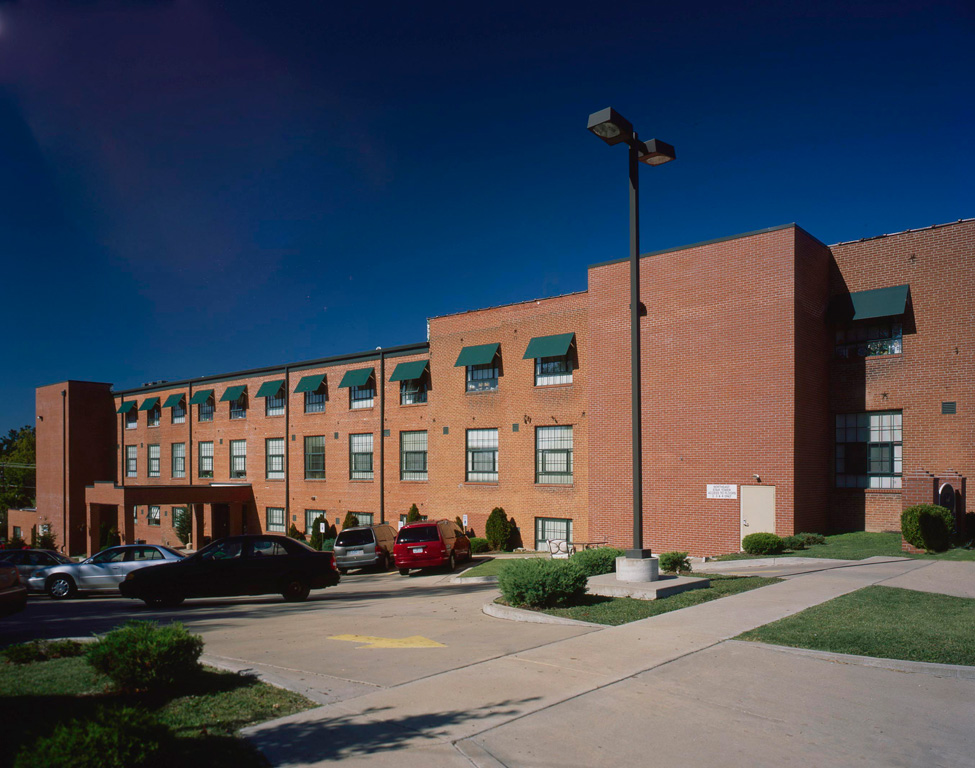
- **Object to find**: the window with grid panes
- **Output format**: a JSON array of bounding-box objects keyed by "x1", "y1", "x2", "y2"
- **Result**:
[
  {"x1": 125, "y1": 445, "x2": 137, "y2": 478},
  {"x1": 304, "y1": 389, "x2": 326, "y2": 413},
  {"x1": 230, "y1": 439, "x2": 247, "y2": 478},
  {"x1": 230, "y1": 394, "x2": 247, "y2": 420},
  {"x1": 172, "y1": 399, "x2": 186, "y2": 424},
  {"x1": 125, "y1": 409, "x2": 137, "y2": 429},
  {"x1": 198, "y1": 441, "x2": 214, "y2": 478},
  {"x1": 349, "y1": 433, "x2": 374, "y2": 479},
  {"x1": 265, "y1": 438, "x2": 285, "y2": 479},
  {"x1": 835, "y1": 411, "x2": 902, "y2": 489},
  {"x1": 266, "y1": 507, "x2": 286, "y2": 533},
  {"x1": 466, "y1": 362, "x2": 498, "y2": 392},
  {"x1": 400, "y1": 431, "x2": 428, "y2": 480},
  {"x1": 148, "y1": 444, "x2": 160, "y2": 477},
  {"x1": 305, "y1": 509, "x2": 325, "y2": 535},
  {"x1": 466, "y1": 428, "x2": 498, "y2": 482},
  {"x1": 534, "y1": 517, "x2": 572, "y2": 550},
  {"x1": 400, "y1": 379, "x2": 428, "y2": 404},
  {"x1": 147, "y1": 405, "x2": 161, "y2": 427},
  {"x1": 536, "y1": 425, "x2": 573, "y2": 484},
  {"x1": 265, "y1": 387, "x2": 285, "y2": 416},
  {"x1": 356, "y1": 512, "x2": 374, "y2": 525},
  {"x1": 535, "y1": 355, "x2": 573, "y2": 386},
  {"x1": 835, "y1": 322, "x2": 903, "y2": 358},
  {"x1": 198, "y1": 396, "x2": 214, "y2": 422},
  {"x1": 148, "y1": 506, "x2": 160, "y2": 526},
  {"x1": 351, "y1": 382, "x2": 375, "y2": 409},
  {"x1": 172, "y1": 443, "x2": 186, "y2": 478},
  {"x1": 304, "y1": 435, "x2": 326, "y2": 479}
]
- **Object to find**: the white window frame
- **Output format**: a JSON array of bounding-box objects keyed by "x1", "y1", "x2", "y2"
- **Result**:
[
  {"x1": 466, "y1": 428, "x2": 498, "y2": 482},
  {"x1": 172, "y1": 442, "x2": 186, "y2": 479},
  {"x1": 350, "y1": 433, "x2": 374, "y2": 480},
  {"x1": 266, "y1": 438, "x2": 285, "y2": 479},
  {"x1": 147, "y1": 444, "x2": 160, "y2": 478},
  {"x1": 230, "y1": 439, "x2": 247, "y2": 479}
]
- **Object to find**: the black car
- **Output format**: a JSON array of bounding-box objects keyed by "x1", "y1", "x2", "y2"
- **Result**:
[{"x1": 118, "y1": 535, "x2": 341, "y2": 606}]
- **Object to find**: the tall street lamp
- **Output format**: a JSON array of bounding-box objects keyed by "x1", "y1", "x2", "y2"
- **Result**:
[{"x1": 587, "y1": 107, "x2": 675, "y2": 573}]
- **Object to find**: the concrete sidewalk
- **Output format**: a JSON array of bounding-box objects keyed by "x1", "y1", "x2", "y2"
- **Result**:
[{"x1": 242, "y1": 556, "x2": 964, "y2": 767}]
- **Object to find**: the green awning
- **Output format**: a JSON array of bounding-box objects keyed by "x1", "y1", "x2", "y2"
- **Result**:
[
  {"x1": 116, "y1": 401, "x2": 137, "y2": 414},
  {"x1": 294, "y1": 374, "x2": 325, "y2": 394},
  {"x1": 189, "y1": 389, "x2": 214, "y2": 405},
  {"x1": 162, "y1": 393, "x2": 185, "y2": 409},
  {"x1": 828, "y1": 284, "x2": 910, "y2": 322},
  {"x1": 389, "y1": 360, "x2": 429, "y2": 382},
  {"x1": 255, "y1": 380, "x2": 285, "y2": 398},
  {"x1": 454, "y1": 343, "x2": 499, "y2": 367},
  {"x1": 338, "y1": 368, "x2": 374, "y2": 388},
  {"x1": 219, "y1": 385, "x2": 247, "y2": 402},
  {"x1": 138, "y1": 397, "x2": 160, "y2": 411},
  {"x1": 523, "y1": 333, "x2": 575, "y2": 359}
]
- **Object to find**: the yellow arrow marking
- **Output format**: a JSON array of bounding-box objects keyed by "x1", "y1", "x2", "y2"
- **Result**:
[{"x1": 328, "y1": 634, "x2": 446, "y2": 649}]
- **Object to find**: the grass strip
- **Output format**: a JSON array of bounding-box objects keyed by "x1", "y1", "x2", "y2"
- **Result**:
[
  {"x1": 459, "y1": 556, "x2": 544, "y2": 578},
  {"x1": 737, "y1": 585, "x2": 975, "y2": 666},
  {"x1": 717, "y1": 531, "x2": 975, "y2": 562}
]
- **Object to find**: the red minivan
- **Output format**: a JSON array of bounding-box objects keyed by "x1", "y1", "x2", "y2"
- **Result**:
[{"x1": 394, "y1": 520, "x2": 472, "y2": 575}]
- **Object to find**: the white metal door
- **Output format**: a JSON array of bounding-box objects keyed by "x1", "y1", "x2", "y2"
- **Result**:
[{"x1": 740, "y1": 485, "x2": 776, "y2": 544}]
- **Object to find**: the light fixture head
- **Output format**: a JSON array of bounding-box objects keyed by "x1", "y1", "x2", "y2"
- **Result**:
[
  {"x1": 587, "y1": 107, "x2": 634, "y2": 146},
  {"x1": 638, "y1": 138, "x2": 676, "y2": 166}
]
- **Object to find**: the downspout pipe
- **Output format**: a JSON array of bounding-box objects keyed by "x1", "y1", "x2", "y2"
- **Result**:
[
  {"x1": 61, "y1": 389, "x2": 67, "y2": 553},
  {"x1": 378, "y1": 348, "x2": 385, "y2": 524},
  {"x1": 284, "y1": 366, "x2": 290, "y2": 529}
]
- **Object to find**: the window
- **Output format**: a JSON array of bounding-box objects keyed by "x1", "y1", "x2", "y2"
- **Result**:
[
  {"x1": 265, "y1": 387, "x2": 285, "y2": 417},
  {"x1": 305, "y1": 509, "x2": 325, "y2": 535},
  {"x1": 230, "y1": 439, "x2": 247, "y2": 478},
  {"x1": 835, "y1": 322, "x2": 903, "y2": 358},
  {"x1": 266, "y1": 438, "x2": 285, "y2": 479},
  {"x1": 400, "y1": 431, "x2": 428, "y2": 481},
  {"x1": 172, "y1": 442, "x2": 186, "y2": 478},
  {"x1": 148, "y1": 506, "x2": 161, "y2": 526},
  {"x1": 12, "y1": 526, "x2": 22, "y2": 539},
  {"x1": 252, "y1": 538, "x2": 288, "y2": 556},
  {"x1": 356, "y1": 512, "x2": 374, "y2": 525},
  {"x1": 400, "y1": 379, "x2": 428, "y2": 405},
  {"x1": 536, "y1": 425, "x2": 573, "y2": 484},
  {"x1": 198, "y1": 396, "x2": 214, "y2": 422},
  {"x1": 835, "y1": 411, "x2": 902, "y2": 489},
  {"x1": 467, "y1": 362, "x2": 498, "y2": 392},
  {"x1": 172, "y1": 399, "x2": 186, "y2": 424},
  {"x1": 266, "y1": 507, "x2": 286, "y2": 533},
  {"x1": 535, "y1": 517, "x2": 572, "y2": 551},
  {"x1": 230, "y1": 394, "x2": 247, "y2": 420},
  {"x1": 125, "y1": 446, "x2": 137, "y2": 478},
  {"x1": 174, "y1": 507, "x2": 189, "y2": 533},
  {"x1": 351, "y1": 382, "x2": 375, "y2": 409},
  {"x1": 305, "y1": 389, "x2": 326, "y2": 413},
  {"x1": 466, "y1": 428, "x2": 498, "y2": 482},
  {"x1": 147, "y1": 445, "x2": 160, "y2": 477},
  {"x1": 535, "y1": 355, "x2": 573, "y2": 386},
  {"x1": 125, "y1": 410, "x2": 137, "y2": 429},
  {"x1": 198, "y1": 441, "x2": 214, "y2": 478},
  {"x1": 350, "y1": 433, "x2": 374, "y2": 480},
  {"x1": 304, "y1": 435, "x2": 326, "y2": 479},
  {"x1": 147, "y1": 405, "x2": 161, "y2": 428}
]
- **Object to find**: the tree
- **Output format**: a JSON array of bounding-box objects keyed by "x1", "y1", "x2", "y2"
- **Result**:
[
  {"x1": 406, "y1": 504, "x2": 422, "y2": 523},
  {"x1": 486, "y1": 507, "x2": 513, "y2": 551},
  {"x1": 309, "y1": 514, "x2": 327, "y2": 550},
  {"x1": 288, "y1": 523, "x2": 306, "y2": 541},
  {"x1": 174, "y1": 507, "x2": 193, "y2": 546},
  {"x1": 0, "y1": 426, "x2": 36, "y2": 533},
  {"x1": 37, "y1": 530, "x2": 57, "y2": 550},
  {"x1": 342, "y1": 512, "x2": 360, "y2": 529}
]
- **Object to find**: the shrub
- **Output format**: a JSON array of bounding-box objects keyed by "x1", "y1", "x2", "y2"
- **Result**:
[
  {"x1": 406, "y1": 504, "x2": 423, "y2": 523},
  {"x1": 781, "y1": 535, "x2": 806, "y2": 551},
  {"x1": 485, "y1": 507, "x2": 513, "y2": 551},
  {"x1": 498, "y1": 558, "x2": 587, "y2": 609},
  {"x1": 659, "y1": 551, "x2": 692, "y2": 574},
  {"x1": 2, "y1": 639, "x2": 86, "y2": 665},
  {"x1": 742, "y1": 532, "x2": 785, "y2": 556},
  {"x1": 309, "y1": 514, "x2": 327, "y2": 550},
  {"x1": 321, "y1": 538, "x2": 335, "y2": 552},
  {"x1": 287, "y1": 523, "x2": 306, "y2": 541},
  {"x1": 570, "y1": 547, "x2": 624, "y2": 577},
  {"x1": 342, "y1": 512, "x2": 360, "y2": 529},
  {"x1": 797, "y1": 532, "x2": 826, "y2": 546},
  {"x1": 901, "y1": 504, "x2": 955, "y2": 553},
  {"x1": 8, "y1": 535, "x2": 26, "y2": 550},
  {"x1": 14, "y1": 707, "x2": 172, "y2": 768},
  {"x1": 37, "y1": 531, "x2": 57, "y2": 550},
  {"x1": 86, "y1": 621, "x2": 203, "y2": 693},
  {"x1": 469, "y1": 537, "x2": 490, "y2": 554}
]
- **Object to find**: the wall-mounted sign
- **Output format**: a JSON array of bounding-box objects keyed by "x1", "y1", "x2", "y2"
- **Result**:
[{"x1": 707, "y1": 484, "x2": 738, "y2": 499}]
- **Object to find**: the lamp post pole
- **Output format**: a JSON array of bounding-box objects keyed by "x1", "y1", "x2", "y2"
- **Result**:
[{"x1": 587, "y1": 108, "x2": 675, "y2": 564}]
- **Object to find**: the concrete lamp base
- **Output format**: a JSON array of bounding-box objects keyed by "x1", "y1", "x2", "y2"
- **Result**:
[{"x1": 616, "y1": 554, "x2": 659, "y2": 583}]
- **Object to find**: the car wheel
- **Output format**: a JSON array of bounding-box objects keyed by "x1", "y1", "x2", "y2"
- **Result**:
[
  {"x1": 161, "y1": 593, "x2": 185, "y2": 608},
  {"x1": 447, "y1": 552, "x2": 456, "y2": 572},
  {"x1": 281, "y1": 576, "x2": 310, "y2": 602},
  {"x1": 399, "y1": 568, "x2": 409, "y2": 576},
  {"x1": 47, "y1": 575, "x2": 76, "y2": 600}
]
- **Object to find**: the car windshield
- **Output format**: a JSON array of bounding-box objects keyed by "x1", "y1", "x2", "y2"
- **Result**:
[
  {"x1": 159, "y1": 546, "x2": 185, "y2": 559},
  {"x1": 397, "y1": 525, "x2": 439, "y2": 544},
  {"x1": 336, "y1": 529, "x2": 374, "y2": 547},
  {"x1": 49, "y1": 552, "x2": 73, "y2": 564}
]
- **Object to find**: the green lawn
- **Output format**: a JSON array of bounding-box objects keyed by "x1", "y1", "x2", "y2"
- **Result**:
[
  {"x1": 458, "y1": 555, "x2": 545, "y2": 578},
  {"x1": 536, "y1": 575, "x2": 781, "y2": 626},
  {"x1": 717, "y1": 531, "x2": 975, "y2": 562},
  {"x1": 0, "y1": 657, "x2": 313, "y2": 768},
  {"x1": 737, "y1": 585, "x2": 975, "y2": 666}
]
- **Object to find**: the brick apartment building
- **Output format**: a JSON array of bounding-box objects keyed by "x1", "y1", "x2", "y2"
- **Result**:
[{"x1": 19, "y1": 218, "x2": 972, "y2": 557}]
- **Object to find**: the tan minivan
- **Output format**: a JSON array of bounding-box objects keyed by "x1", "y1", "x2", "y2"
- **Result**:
[{"x1": 333, "y1": 524, "x2": 398, "y2": 573}]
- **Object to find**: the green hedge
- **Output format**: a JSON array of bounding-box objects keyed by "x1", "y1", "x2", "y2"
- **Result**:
[
  {"x1": 2, "y1": 639, "x2": 85, "y2": 665},
  {"x1": 781, "y1": 535, "x2": 806, "y2": 551},
  {"x1": 901, "y1": 504, "x2": 955, "y2": 552},
  {"x1": 469, "y1": 537, "x2": 490, "y2": 553},
  {"x1": 797, "y1": 532, "x2": 826, "y2": 546},
  {"x1": 570, "y1": 547, "x2": 624, "y2": 577},
  {"x1": 497, "y1": 558, "x2": 587, "y2": 608},
  {"x1": 658, "y1": 551, "x2": 691, "y2": 574},
  {"x1": 86, "y1": 621, "x2": 203, "y2": 693},
  {"x1": 742, "y1": 532, "x2": 785, "y2": 556}
]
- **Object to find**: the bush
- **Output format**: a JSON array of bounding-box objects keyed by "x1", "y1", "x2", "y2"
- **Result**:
[
  {"x1": 321, "y1": 538, "x2": 335, "y2": 552},
  {"x1": 901, "y1": 504, "x2": 955, "y2": 553},
  {"x1": 797, "y1": 532, "x2": 826, "y2": 546},
  {"x1": 86, "y1": 621, "x2": 203, "y2": 693},
  {"x1": 485, "y1": 507, "x2": 513, "y2": 551},
  {"x1": 2, "y1": 639, "x2": 85, "y2": 665},
  {"x1": 781, "y1": 535, "x2": 806, "y2": 551},
  {"x1": 570, "y1": 547, "x2": 624, "y2": 577},
  {"x1": 742, "y1": 532, "x2": 785, "y2": 555},
  {"x1": 342, "y1": 512, "x2": 360, "y2": 529},
  {"x1": 659, "y1": 551, "x2": 691, "y2": 574},
  {"x1": 469, "y1": 537, "x2": 490, "y2": 554},
  {"x1": 37, "y1": 531, "x2": 57, "y2": 550},
  {"x1": 287, "y1": 523, "x2": 306, "y2": 541},
  {"x1": 14, "y1": 707, "x2": 171, "y2": 768},
  {"x1": 406, "y1": 504, "x2": 423, "y2": 523},
  {"x1": 498, "y1": 558, "x2": 588, "y2": 609},
  {"x1": 8, "y1": 535, "x2": 26, "y2": 550}
]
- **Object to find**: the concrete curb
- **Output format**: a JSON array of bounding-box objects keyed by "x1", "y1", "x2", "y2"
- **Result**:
[
  {"x1": 729, "y1": 640, "x2": 975, "y2": 680},
  {"x1": 452, "y1": 574, "x2": 498, "y2": 584},
  {"x1": 482, "y1": 600, "x2": 604, "y2": 628},
  {"x1": 696, "y1": 555, "x2": 911, "y2": 573}
]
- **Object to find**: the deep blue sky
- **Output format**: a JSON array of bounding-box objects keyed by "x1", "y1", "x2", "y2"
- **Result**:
[{"x1": 1, "y1": 0, "x2": 972, "y2": 430}]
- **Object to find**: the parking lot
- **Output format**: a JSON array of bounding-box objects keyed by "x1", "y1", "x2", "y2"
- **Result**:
[{"x1": 0, "y1": 561, "x2": 595, "y2": 704}]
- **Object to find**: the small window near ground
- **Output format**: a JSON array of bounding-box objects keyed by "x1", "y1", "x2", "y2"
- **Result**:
[
  {"x1": 266, "y1": 507, "x2": 286, "y2": 533},
  {"x1": 148, "y1": 506, "x2": 160, "y2": 526},
  {"x1": 535, "y1": 517, "x2": 572, "y2": 551}
]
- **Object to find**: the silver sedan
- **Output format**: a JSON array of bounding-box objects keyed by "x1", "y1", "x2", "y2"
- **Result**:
[{"x1": 29, "y1": 544, "x2": 185, "y2": 599}]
